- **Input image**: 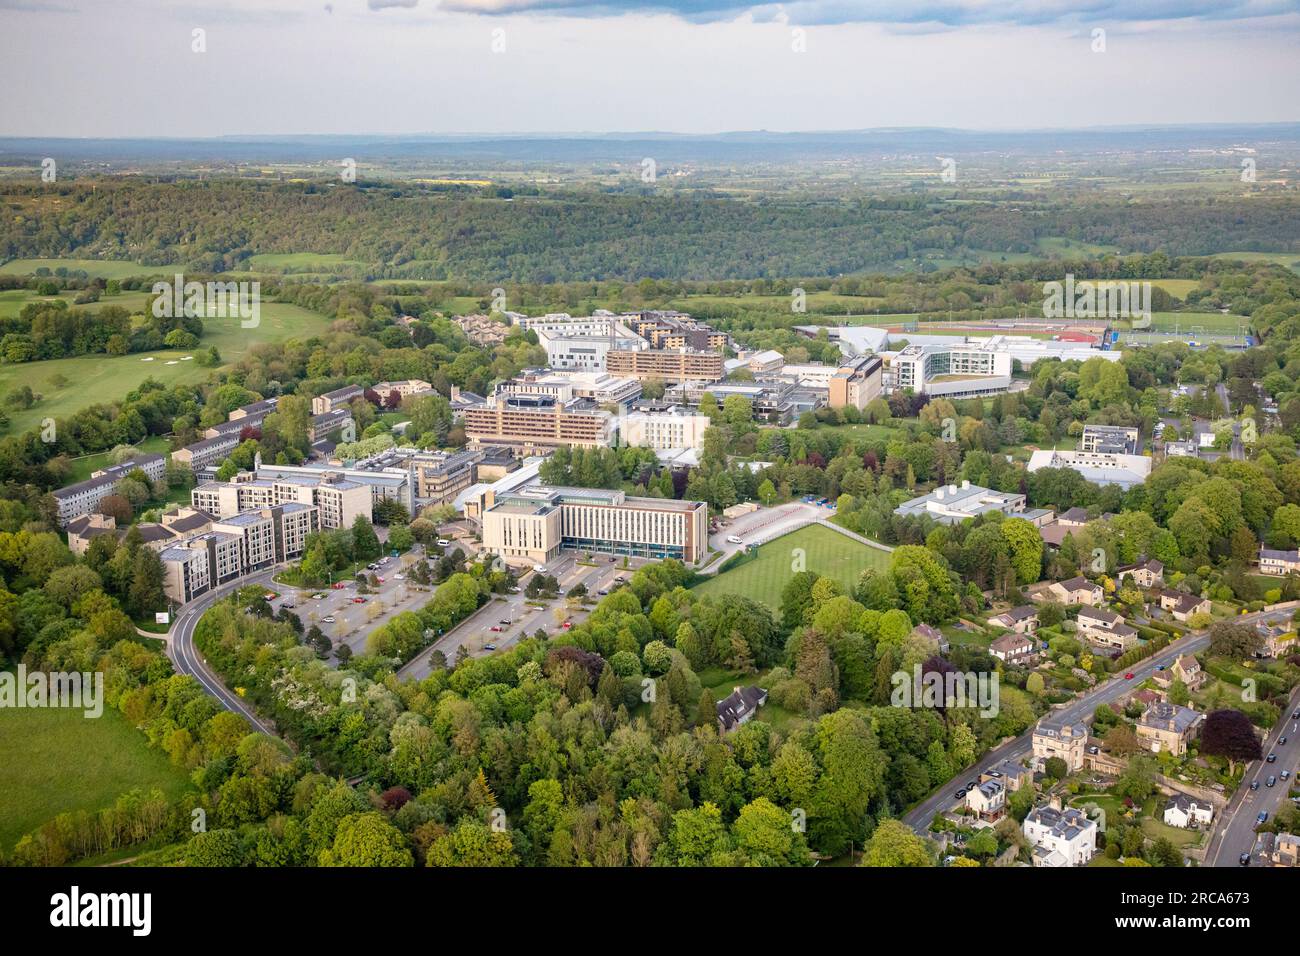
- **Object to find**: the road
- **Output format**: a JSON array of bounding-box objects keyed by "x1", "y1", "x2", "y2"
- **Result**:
[
  {"x1": 167, "y1": 567, "x2": 281, "y2": 736},
  {"x1": 1204, "y1": 683, "x2": 1300, "y2": 867},
  {"x1": 902, "y1": 607, "x2": 1287, "y2": 834},
  {"x1": 398, "y1": 552, "x2": 635, "y2": 681}
]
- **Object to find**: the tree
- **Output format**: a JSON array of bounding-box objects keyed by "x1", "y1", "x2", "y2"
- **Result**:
[
  {"x1": 858, "y1": 819, "x2": 933, "y2": 867},
  {"x1": 351, "y1": 515, "x2": 381, "y2": 562},
  {"x1": 1207, "y1": 621, "x2": 1262, "y2": 661},
  {"x1": 1200, "y1": 709, "x2": 1262, "y2": 773},
  {"x1": 318, "y1": 812, "x2": 413, "y2": 867},
  {"x1": 1044, "y1": 756, "x2": 1068, "y2": 781},
  {"x1": 1000, "y1": 517, "x2": 1044, "y2": 585}
]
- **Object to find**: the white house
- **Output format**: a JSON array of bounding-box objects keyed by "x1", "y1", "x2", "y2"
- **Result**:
[
  {"x1": 1162, "y1": 793, "x2": 1214, "y2": 829},
  {"x1": 1023, "y1": 802, "x2": 1098, "y2": 867}
]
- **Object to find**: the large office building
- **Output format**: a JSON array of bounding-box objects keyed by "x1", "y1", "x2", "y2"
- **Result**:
[
  {"x1": 894, "y1": 481, "x2": 1028, "y2": 525},
  {"x1": 623, "y1": 311, "x2": 729, "y2": 352},
  {"x1": 621, "y1": 406, "x2": 712, "y2": 452},
  {"x1": 482, "y1": 485, "x2": 709, "y2": 566},
  {"x1": 606, "y1": 348, "x2": 725, "y2": 384},
  {"x1": 462, "y1": 393, "x2": 614, "y2": 455},
  {"x1": 52, "y1": 454, "x2": 167, "y2": 526},
  {"x1": 828, "y1": 354, "x2": 884, "y2": 410},
  {"x1": 534, "y1": 323, "x2": 646, "y2": 371},
  {"x1": 885, "y1": 343, "x2": 1013, "y2": 398},
  {"x1": 497, "y1": 369, "x2": 642, "y2": 406},
  {"x1": 664, "y1": 380, "x2": 798, "y2": 424}
]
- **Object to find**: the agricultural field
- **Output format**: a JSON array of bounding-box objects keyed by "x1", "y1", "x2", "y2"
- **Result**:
[
  {"x1": 245, "y1": 252, "x2": 369, "y2": 274},
  {"x1": 0, "y1": 301, "x2": 329, "y2": 434},
  {"x1": 0, "y1": 287, "x2": 152, "y2": 319},
  {"x1": 0, "y1": 704, "x2": 193, "y2": 853},
  {"x1": 694, "y1": 523, "x2": 891, "y2": 610}
]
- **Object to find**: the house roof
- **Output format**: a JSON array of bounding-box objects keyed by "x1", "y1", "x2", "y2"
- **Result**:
[
  {"x1": 1056, "y1": 575, "x2": 1098, "y2": 593},
  {"x1": 1079, "y1": 606, "x2": 1123, "y2": 626},
  {"x1": 990, "y1": 632, "x2": 1032, "y2": 653},
  {"x1": 1059, "y1": 507, "x2": 1090, "y2": 523},
  {"x1": 995, "y1": 605, "x2": 1038, "y2": 623},
  {"x1": 1139, "y1": 701, "x2": 1202, "y2": 734},
  {"x1": 717, "y1": 686, "x2": 767, "y2": 731}
]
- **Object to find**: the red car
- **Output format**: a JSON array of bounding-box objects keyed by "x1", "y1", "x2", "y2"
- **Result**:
[
  {"x1": 331, "y1": 582, "x2": 346, "y2": 590},
  {"x1": 490, "y1": 626, "x2": 504, "y2": 632},
  {"x1": 352, "y1": 597, "x2": 367, "y2": 604},
  {"x1": 1124, "y1": 672, "x2": 1135, "y2": 680},
  {"x1": 562, "y1": 620, "x2": 572, "y2": 629}
]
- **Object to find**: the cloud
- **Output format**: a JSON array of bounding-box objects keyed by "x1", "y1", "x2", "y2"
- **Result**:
[{"x1": 431, "y1": 0, "x2": 1300, "y2": 27}]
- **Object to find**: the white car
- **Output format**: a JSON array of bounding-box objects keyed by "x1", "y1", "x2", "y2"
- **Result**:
[
  {"x1": 436, "y1": 538, "x2": 451, "y2": 547},
  {"x1": 533, "y1": 565, "x2": 547, "y2": 574},
  {"x1": 322, "y1": 616, "x2": 336, "y2": 624},
  {"x1": 726, "y1": 535, "x2": 743, "y2": 544},
  {"x1": 394, "y1": 573, "x2": 405, "y2": 580}
]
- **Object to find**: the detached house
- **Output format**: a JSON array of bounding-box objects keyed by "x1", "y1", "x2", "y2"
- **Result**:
[
  {"x1": 1172, "y1": 654, "x2": 1206, "y2": 691},
  {"x1": 1023, "y1": 802, "x2": 1097, "y2": 867},
  {"x1": 1076, "y1": 606, "x2": 1139, "y2": 650},
  {"x1": 1033, "y1": 716, "x2": 1089, "y2": 771},
  {"x1": 1045, "y1": 576, "x2": 1104, "y2": 607},
  {"x1": 990, "y1": 632, "x2": 1036, "y2": 665},
  {"x1": 716, "y1": 686, "x2": 768, "y2": 733},
  {"x1": 1259, "y1": 547, "x2": 1300, "y2": 577},
  {"x1": 911, "y1": 622, "x2": 950, "y2": 654},
  {"x1": 1117, "y1": 557, "x2": 1164, "y2": 589},
  {"x1": 1159, "y1": 589, "x2": 1211, "y2": 622},
  {"x1": 966, "y1": 779, "x2": 1006, "y2": 821},
  {"x1": 1136, "y1": 701, "x2": 1203, "y2": 756},
  {"x1": 990, "y1": 605, "x2": 1039, "y2": 635},
  {"x1": 1162, "y1": 794, "x2": 1214, "y2": 829}
]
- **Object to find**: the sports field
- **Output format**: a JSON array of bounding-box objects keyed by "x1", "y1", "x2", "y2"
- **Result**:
[
  {"x1": 0, "y1": 703, "x2": 193, "y2": 853},
  {"x1": 694, "y1": 523, "x2": 891, "y2": 610},
  {"x1": 0, "y1": 257, "x2": 156, "y2": 280}
]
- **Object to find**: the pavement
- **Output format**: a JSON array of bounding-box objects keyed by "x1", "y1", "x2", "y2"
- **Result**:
[
  {"x1": 901, "y1": 607, "x2": 1289, "y2": 839},
  {"x1": 1203, "y1": 683, "x2": 1300, "y2": 867},
  {"x1": 397, "y1": 551, "x2": 640, "y2": 681}
]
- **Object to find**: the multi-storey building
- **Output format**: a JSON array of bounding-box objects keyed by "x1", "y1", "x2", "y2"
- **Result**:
[
  {"x1": 623, "y1": 311, "x2": 729, "y2": 352},
  {"x1": 1080, "y1": 424, "x2": 1141, "y2": 455},
  {"x1": 193, "y1": 470, "x2": 370, "y2": 530},
  {"x1": 66, "y1": 506, "x2": 214, "y2": 555},
  {"x1": 497, "y1": 370, "x2": 642, "y2": 406},
  {"x1": 1024, "y1": 803, "x2": 1097, "y2": 867},
  {"x1": 462, "y1": 394, "x2": 614, "y2": 455},
  {"x1": 1032, "y1": 716, "x2": 1089, "y2": 771},
  {"x1": 534, "y1": 323, "x2": 646, "y2": 371},
  {"x1": 51, "y1": 454, "x2": 167, "y2": 526},
  {"x1": 885, "y1": 343, "x2": 1013, "y2": 398},
  {"x1": 606, "y1": 348, "x2": 725, "y2": 384},
  {"x1": 312, "y1": 384, "x2": 363, "y2": 416},
  {"x1": 621, "y1": 406, "x2": 712, "y2": 452},
  {"x1": 482, "y1": 486, "x2": 709, "y2": 566},
  {"x1": 1259, "y1": 547, "x2": 1300, "y2": 576},
  {"x1": 372, "y1": 380, "x2": 433, "y2": 404},
  {"x1": 309, "y1": 409, "x2": 354, "y2": 443},
  {"x1": 412, "y1": 449, "x2": 484, "y2": 504},
  {"x1": 172, "y1": 433, "x2": 241, "y2": 471},
  {"x1": 828, "y1": 354, "x2": 883, "y2": 411},
  {"x1": 664, "y1": 380, "x2": 798, "y2": 424}
]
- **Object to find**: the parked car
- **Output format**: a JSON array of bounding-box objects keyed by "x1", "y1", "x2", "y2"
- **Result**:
[
  {"x1": 954, "y1": 788, "x2": 967, "y2": 799},
  {"x1": 322, "y1": 616, "x2": 335, "y2": 624},
  {"x1": 367, "y1": 563, "x2": 379, "y2": 571},
  {"x1": 483, "y1": 643, "x2": 497, "y2": 651},
  {"x1": 352, "y1": 597, "x2": 366, "y2": 604},
  {"x1": 1280, "y1": 736, "x2": 1288, "y2": 746},
  {"x1": 726, "y1": 535, "x2": 743, "y2": 544},
  {"x1": 394, "y1": 573, "x2": 404, "y2": 580},
  {"x1": 331, "y1": 582, "x2": 346, "y2": 590},
  {"x1": 436, "y1": 538, "x2": 451, "y2": 547},
  {"x1": 499, "y1": 620, "x2": 512, "y2": 626},
  {"x1": 533, "y1": 565, "x2": 547, "y2": 574},
  {"x1": 562, "y1": 620, "x2": 572, "y2": 630},
  {"x1": 311, "y1": 593, "x2": 324, "y2": 600},
  {"x1": 1282, "y1": 769, "x2": 1292, "y2": 781},
  {"x1": 1124, "y1": 672, "x2": 1135, "y2": 680},
  {"x1": 490, "y1": 626, "x2": 503, "y2": 632},
  {"x1": 1258, "y1": 811, "x2": 1269, "y2": 824},
  {"x1": 263, "y1": 591, "x2": 277, "y2": 600}
]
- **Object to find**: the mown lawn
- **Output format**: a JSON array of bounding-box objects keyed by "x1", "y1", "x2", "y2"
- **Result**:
[
  {"x1": 694, "y1": 523, "x2": 891, "y2": 610},
  {"x1": 0, "y1": 703, "x2": 193, "y2": 852}
]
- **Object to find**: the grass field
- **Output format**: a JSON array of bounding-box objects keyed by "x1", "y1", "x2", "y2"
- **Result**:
[
  {"x1": 0, "y1": 703, "x2": 193, "y2": 852},
  {"x1": 694, "y1": 524, "x2": 891, "y2": 609},
  {"x1": 0, "y1": 258, "x2": 157, "y2": 280},
  {"x1": 0, "y1": 288, "x2": 153, "y2": 319},
  {"x1": 0, "y1": 301, "x2": 329, "y2": 433},
  {"x1": 245, "y1": 252, "x2": 368, "y2": 273},
  {"x1": 1146, "y1": 311, "x2": 1249, "y2": 333},
  {"x1": 64, "y1": 435, "x2": 172, "y2": 483}
]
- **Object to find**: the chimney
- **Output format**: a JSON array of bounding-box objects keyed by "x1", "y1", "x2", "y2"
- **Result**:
[
  {"x1": 961, "y1": 479, "x2": 970, "y2": 490},
  {"x1": 450, "y1": 385, "x2": 461, "y2": 403},
  {"x1": 948, "y1": 484, "x2": 957, "y2": 495},
  {"x1": 1048, "y1": 795, "x2": 1063, "y2": 811},
  {"x1": 935, "y1": 487, "x2": 945, "y2": 500}
]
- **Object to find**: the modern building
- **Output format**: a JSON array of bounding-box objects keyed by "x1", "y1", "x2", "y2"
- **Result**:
[
  {"x1": 481, "y1": 485, "x2": 709, "y2": 566},
  {"x1": 193, "y1": 470, "x2": 372, "y2": 531},
  {"x1": 605, "y1": 348, "x2": 725, "y2": 384},
  {"x1": 827, "y1": 354, "x2": 883, "y2": 411},
  {"x1": 894, "y1": 481, "x2": 1027, "y2": 525},
  {"x1": 1081, "y1": 424, "x2": 1141, "y2": 455},
  {"x1": 462, "y1": 394, "x2": 615, "y2": 455},
  {"x1": 309, "y1": 409, "x2": 354, "y2": 443},
  {"x1": 1027, "y1": 449, "x2": 1152, "y2": 489},
  {"x1": 172, "y1": 433, "x2": 241, "y2": 471},
  {"x1": 623, "y1": 311, "x2": 729, "y2": 352},
  {"x1": 533, "y1": 321, "x2": 645, "y2": 371},
  {"x1": 497, "y1": 369, "x2": 642, "y2": 406},
  {"x1": 885, "y1": 342, "x2": 1013, "y2": 398},
  {"x1": 621, "y1": 406, "x2": 712, "y2": 452},
  {"x1": 312, "y1": 384, "x2": 363, "y2": 416},
  {"x1": 52, "y1": 454, "x2": 167, "y2": 526},
  {"x1": 663, "y1": 380, "x2": 798, "y2": 424},
  {"x1": 746, "y1": 350, "x2": 785, "y2": 373}
]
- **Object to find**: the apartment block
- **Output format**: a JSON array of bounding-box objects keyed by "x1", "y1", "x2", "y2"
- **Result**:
[
  {"x1": 372, "y1": 380, "x2": 433, "y2": 404},
  {"x1": 51, "y1": 454, "x2": 167, "y2": 526},
  {"x1": 886, "y1": 343, "x2": 1013, "y2": 398},
  {"x1": 1080, "y1": 424, "x2": 1141, "y2": 455},
  {"x1": 605, "y1": 348, "x2": 725, "y2": 384},
  {"x1": 828, "y1": 354, "x2": 883, "y2": 411},
  {"x1": 497, "y1": 370, "x2": 642, "y2": 406},
  {"x1": 172, "y1": 433, "x2": 241, "y2": 471},
  {"x1": 621, "y1": 407, "x2": 712, "y2": 452},
  {"x1": 193, "y1": 470, "x2": 371, "y2": 530},
  {"x1": 312, "y1": 384, "x2": 364, "y2": 416}
]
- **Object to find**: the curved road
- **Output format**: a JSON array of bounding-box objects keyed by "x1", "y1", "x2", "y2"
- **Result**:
[{"x1": 166, "y1": 567, "x2": 281, "y2": 737}]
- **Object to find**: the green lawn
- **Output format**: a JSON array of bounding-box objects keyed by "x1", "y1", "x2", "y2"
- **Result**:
[
  {"x1": 694, "y1": 523, "x2": 891, "y2": 609},
  {"x1": 0, "y1": 703, "x2": 193, "y2": 852},
  {"x1": 64, "y1": 435, "x2": 172, "y2": 483},
  {"x1": 0, "y1": 258, "x2": 157, "y2": 280},
  {"x1": 245, "y1": 252, "x2": 368, "y2": 274},
  {"x1": 0, "y1": 301, "x2": 329, "y2": 434}
]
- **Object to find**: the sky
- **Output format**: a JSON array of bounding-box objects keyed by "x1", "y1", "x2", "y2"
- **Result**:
[{"x1": 0, "y1": 0, "x2": 1297, "y2": 136}]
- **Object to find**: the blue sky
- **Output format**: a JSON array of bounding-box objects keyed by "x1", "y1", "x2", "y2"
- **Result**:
[{"x1": 0, "y1": 0, "x2": 1296, "y2": 136}]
